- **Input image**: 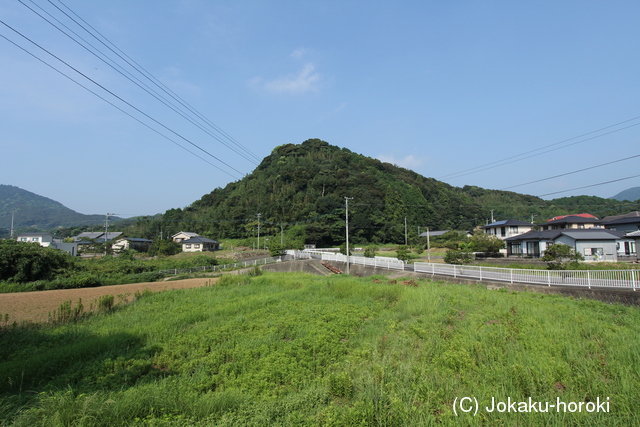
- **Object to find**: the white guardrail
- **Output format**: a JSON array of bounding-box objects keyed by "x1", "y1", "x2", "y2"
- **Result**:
[{"x1": 295, "y1": 250, "x2": 638, "y2": 290}]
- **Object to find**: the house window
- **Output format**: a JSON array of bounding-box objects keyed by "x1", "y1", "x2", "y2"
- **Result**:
[
  {"x1": 194, "y1": 244, "x2": 200, "y2": 249},
  {"x1": 510, "y1": 226, "x2": 518, "y2": 234},
  {"x1": 185, "y1": 244, "x2": 191, "y2": 249},
  {"x1": 577, "y1": 224, "x2": 584, "y2": 229},
  {"x1": 584, "y1": 248, "x2": 603, "y2": 256},
  {"x1": 20, "y1": 238, "x2": 27, "y2": 242},
  {"x1": 32, "y1": 238, "x2": 39, "y2": 242},
  {"x1": 501, "y1": 227, "x2": 506, "y2": 237}
]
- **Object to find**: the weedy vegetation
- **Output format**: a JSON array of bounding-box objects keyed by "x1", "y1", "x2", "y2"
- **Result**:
[{"x1": 0, "y1": 272, "x2": 638, "y2": 426}]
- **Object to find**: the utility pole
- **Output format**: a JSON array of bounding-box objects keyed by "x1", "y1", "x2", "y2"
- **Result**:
[
  {"x1": 257, "y1": 213, "x2": 261, "y2": 251},
  {"x1": 345, "y1": 197, "x2": 353, "y2": 275},
  {"x1": 10, "y1": 212, "x2": 15, "y2": 239},
  {"x1": 104, "y1": 213, "x2": 116, "y2": 255},
  {"x1": 280, "y1": 224, "x2": 283, "y2": 246},
  {"x1": 404, "y1": 217, "x2": 408, "y2": 246},
  {"x1": 490, "y1": 210, "x2": 495, "y2": 223},
  {"x1": 426, "y1": 227, "x2": 431, "y2": 263}
]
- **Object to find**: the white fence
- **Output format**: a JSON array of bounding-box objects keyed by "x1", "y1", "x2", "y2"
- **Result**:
[
  {"x1": 158, "y1": 256, "x2": 284, "y2": 276},
  {"x1": 298, "y1": 250, "x2": 405, "y2": 270},
  {"x1": 158, "y1": 251, "x2": 638, "y2": 291},
  {"x1": 297, "y1": 250, "x2": 638, "y2": 290},
  {"x1": 414, "y1": 262, "x2": 637, "y2": 290}
]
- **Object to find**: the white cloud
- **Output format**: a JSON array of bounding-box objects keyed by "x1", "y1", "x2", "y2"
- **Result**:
[
  {"x1": 290, "y1": 47, "x2": 309, "y2": 59},
  {"x1": 262, "y1": 63, "x2": 321, "y2": 94},
  {"x1": 377, "y1": 154, "x2": 427, "y2": 170}
]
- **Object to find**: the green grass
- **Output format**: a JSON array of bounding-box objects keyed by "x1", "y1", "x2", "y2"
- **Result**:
[{"x1": 1, "y1": 272, "x2": 639, "y2": 426}]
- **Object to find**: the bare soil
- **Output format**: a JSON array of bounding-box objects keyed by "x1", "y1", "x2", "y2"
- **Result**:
[{"x1": 0, "y1": 277, "x2": 217, "y2": 324}]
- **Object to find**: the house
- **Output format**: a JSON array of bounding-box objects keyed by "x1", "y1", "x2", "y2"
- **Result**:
[
  {"x1": 111, "y1": 237, "x2": 153, "y2": 253},
  {"x1": 481, "y1": 220, "x2": 534, "y2": 240},
  {"x1": 73, "y1": 232, "x2": 123, "y2": 242},
  {"x1": 14, "y1": 232, "x2": 78, "y2": 256},
  {"x1": 505, "y1": 228, "x2": 626, "y2": 262},
  {"x1": 171, "y1": 231, "x2": 199, "y2": 243},
  {"x1": 419, "y1": 230, "x2": 450, "y2": 238},
  {"x1": 74, "y1": 232, "x2": 123, "y2": 253},
  {"x1": 627, "y1": 231, "x2": 640, "y2": 257},
  {"x1": 181, "y1": 236, "x2": 221, "y2": 252},
  {"x1": 601, "y1": 211, "x2": 640, "y2": 233},
  {"x1": 538, "y1": 214, "x2": 602, "y2": 231}
]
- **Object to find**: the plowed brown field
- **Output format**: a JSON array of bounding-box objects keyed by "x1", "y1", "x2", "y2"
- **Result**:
[{"x1": 0, "y1": 278, "x2": 217, "y2": 324}]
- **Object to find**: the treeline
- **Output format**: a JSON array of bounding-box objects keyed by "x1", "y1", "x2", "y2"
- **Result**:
[{"x1": 125, "y1": 139, "x2": 640, "y2": 247}]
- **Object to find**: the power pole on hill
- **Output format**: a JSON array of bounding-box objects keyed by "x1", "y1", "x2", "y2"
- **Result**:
[
  {"x1": 345, "y1": 197, "x2": 353, "y2": 275},
  {"x1": 257, "y1": 213, "x2": 261, "y2": 251}
]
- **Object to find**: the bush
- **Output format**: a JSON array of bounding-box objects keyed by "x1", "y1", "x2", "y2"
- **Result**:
[
  {"x1": 444, "y1": 245, "x2": 474, "y2": 265},
  {"x1": 0, "y1": 240, "x2": 74, "y2": 283}
]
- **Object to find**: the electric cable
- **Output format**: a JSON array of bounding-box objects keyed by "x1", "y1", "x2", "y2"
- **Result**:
[
  {"x1": 21, "y1": 0, "x2": 259, "y2": 165},
  {"x1": 0, "y1": 22, "x2": 243, "y2": 179},
  {"x1": 50, "y1": 0, "x2": 261, "y2": 163}
]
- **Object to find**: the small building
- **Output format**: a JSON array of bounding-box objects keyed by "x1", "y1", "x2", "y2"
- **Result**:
[
  {"x1": 171, "y1": 231, "x2": 200, "y2": 243},
  {"x1": 112, "y1": 237, "x2": 153, "y2": 253},
  {"x1": 481, "y1": 220, "x2": 534, "y2": 240},
  {"x1": 181, "y1": 236, "x2": 221, "y2": 252},
  {"x1": 538, "y1": 215, "x2": 602, "y2": 231},
  {"x1": 73, "y1": 232, "x2": 123, "y2": 242},
  {"x1": 505, "y1": 228, "x2": 625, "y2": 262},
  {"x1": 419, "y1": 230, "x2": 450, "y2": 238},
  {"x1": 14, "y1": 232, "x2": 78, "y2": 256},
  {"x1": 602, "y1": 211, "x2": 640, "y2": 233}
]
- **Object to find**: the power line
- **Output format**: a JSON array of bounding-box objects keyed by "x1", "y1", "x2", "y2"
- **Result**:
[
  {"x1": 52, "y1": 0, "x2": 259, "y2": 162},
  {"x1": 0, "y1": 20, "x2": 245, "y2": 178},
  {"x1": 437, "y1": 116, "x2": 640, "y2": 181},
  {"x1": 537, "y1": 174, "x2": 640, "y2": 198},
  {"x1": 0, "y1": 29, "x2": 240, "y2": 180},
  {"x1": 502, "y1": 153, "x2": 640, "y2": 190},
  {"x1": 21, "y1": 0, "x2": 260, "y2": 165}
]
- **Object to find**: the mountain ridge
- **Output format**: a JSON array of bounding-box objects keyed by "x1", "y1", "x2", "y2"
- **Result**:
[{"x1": 0, "y1": 184, "x2": 108, "y2": 231}]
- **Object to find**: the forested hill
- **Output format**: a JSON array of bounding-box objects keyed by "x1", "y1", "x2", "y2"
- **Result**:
[
  {"x1": 142, "y1": 139, "x2": 523, "y2": 246},
  {"x1": 147, "y1": 139, "x2": 482, "y2": 245},
  {"x1": 130, "y1": 139, "x2": 640, "y2": 246},
  {"x1": 0, "y1": 185, "x2": 106, "y2": 231}
]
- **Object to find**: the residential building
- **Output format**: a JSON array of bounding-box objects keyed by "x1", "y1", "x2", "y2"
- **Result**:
[
  {"x1": 601, "y1": 211, "x2": 640, "y2": 233},
  {"x1": 505, "y1": 228, "x2": 626, "y2": 262},
  {"x1": 481, "y1": 220, "x2": 533, "y2": 240},
  {"x1": 538, "y1": 215, "x2": 602, "y2": 231},
  {"x1": 14, "y1": 232, "x2": 78, "y2": 256},
  {"x1": 172, "y1": 231, "x2": 199, "y2": 243},
  {"x1": 112, "y1": 237, "x2": 153, "y2": 253},
  {"x1": 181, "y1": 236, "x2": 221, "y2": 252}
]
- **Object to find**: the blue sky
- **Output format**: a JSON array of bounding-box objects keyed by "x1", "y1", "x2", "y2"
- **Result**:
[{"x1": 1, "y1": 0, "x2": 639, "y2": 217}]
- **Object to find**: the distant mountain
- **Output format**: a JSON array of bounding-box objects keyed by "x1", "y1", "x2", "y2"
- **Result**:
[
  {"x1": 0, "y1": 185, "x2": 108, "y2": 231},
  {"x1": 611, "y1": 187, "x2": 640, "y2": 202}
]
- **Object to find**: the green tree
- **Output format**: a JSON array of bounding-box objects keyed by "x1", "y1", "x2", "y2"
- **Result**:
[
  {"x1": 147, "y1": 240, "x2": 181, "y2": 256},
  {"x1": 363, "y1": 246, "x2": 378, "y2": 258},
  {"x1": 444, "y1": 243, "x2": 474, "y2": 265},
  {"x1": 541, "y1": 243, "x2": 584, "y2": 270},
  {"x1": 470, "y1": 233, "x2": 505, "y2": 254},
  {"x1": 395, "y1": 245, "x2": 412, "y2": 262},
  {"x1": 339, "y1": 242, "x2": 352, "y2": 256},
  {"x1": 0, "y1": 240, "x2": 74, "y2": 283}
]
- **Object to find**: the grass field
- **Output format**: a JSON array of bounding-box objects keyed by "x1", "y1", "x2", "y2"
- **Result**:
[{"x1": 1, "y1": 272, "x2": 638, "y2": 426}]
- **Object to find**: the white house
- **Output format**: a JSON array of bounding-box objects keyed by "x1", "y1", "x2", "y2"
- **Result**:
[
  {"x1": 171, "y1": 231, "x2": 200, "y2": 243},
  {"x1": 181, "y1": 236, "x2": 221, "y2": 252},
  {"x1": 15, "y1": 233, "x2": 78, "y2": 256},
  {"x1": 481, "y1": 220, "x2": 534, "y2": 240},
  {"x1": 111, "y1": 237, "x2": 153, "y2": 253}
]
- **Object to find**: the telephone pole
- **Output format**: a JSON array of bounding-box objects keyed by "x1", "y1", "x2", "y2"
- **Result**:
[
  {"x1": 104, "y1": 213, "x2": 116, "y2": 255},
  {"x1": 257, "y1": 213, "x2": 261, "y2": 251},
  {"x1": 345, "y1": 197, "x2": 353, "y2": 275}
]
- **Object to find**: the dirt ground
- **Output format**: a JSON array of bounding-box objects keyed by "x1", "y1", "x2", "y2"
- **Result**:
[{"x1": 0, "y1": 277, "x2": 217, "y2": 324}]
